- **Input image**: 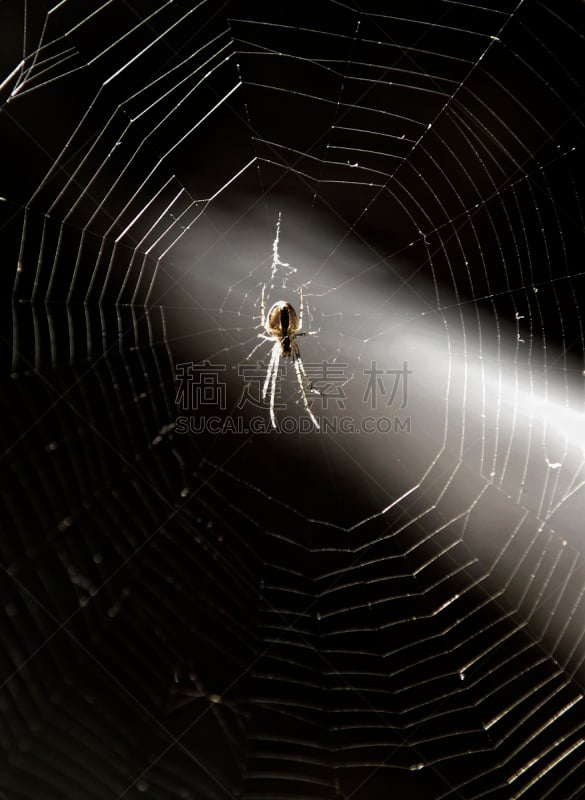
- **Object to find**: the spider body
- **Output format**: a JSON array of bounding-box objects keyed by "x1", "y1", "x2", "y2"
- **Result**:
[
  {"x1": 254, "y1": 286, "x2": 320, "y2": 429},
  {"x1": 267, "y1": 301, "x2": 297, "y2": 356}
]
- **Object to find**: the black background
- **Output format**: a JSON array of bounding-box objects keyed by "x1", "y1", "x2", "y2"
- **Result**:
[{"x1": 1, "y1": 2, "x2": 585, "y2": 799}]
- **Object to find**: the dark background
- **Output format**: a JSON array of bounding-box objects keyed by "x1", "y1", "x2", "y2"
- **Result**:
[{"x1": 1, "y1": 2, "x2": 585, "y2": 799}]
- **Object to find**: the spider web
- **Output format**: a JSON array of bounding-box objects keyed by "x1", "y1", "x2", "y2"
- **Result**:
[{"x1": 1, "y1": 1, "x2": 585, "y2": 799}]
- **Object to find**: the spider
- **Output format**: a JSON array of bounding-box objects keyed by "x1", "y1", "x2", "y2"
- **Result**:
[{"x1": 253, "y1": 284, "x2": 320, "y2": 430}]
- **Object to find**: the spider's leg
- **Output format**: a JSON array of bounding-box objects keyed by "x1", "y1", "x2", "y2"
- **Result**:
[
  {"x1": 262, "y1": 343, "x2": 278, "y2": 400},
  {"x1": 260, "y1": 283, "x2": 266, "y2": 322},
  {"x1": 268, "y1": 347, "x2": 280, "y2": 429},
  {"x1": 262, "y1": 344, "x2": 280, "y2": 429},
  {"x1": 246, "y1": 284, "x2": 271, "y2": 362},
  {"x1": 294, "y1": 345, "x2": 320, "y2": 395},
  {"x1": 298, "y1": 285, "x2": 304, "y2": 330},
  {"x1": 296, "y1": 287, "x2": 319, "y2": 337},
  {"x1": 292, "y1": 346, "x2": 320, "y2": 430},
  {"x1": 245, "y1": 334, "x2": 272, "y2": 362}
]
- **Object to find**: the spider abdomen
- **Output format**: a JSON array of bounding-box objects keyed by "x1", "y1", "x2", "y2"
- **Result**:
[{"x1": 267, "y1": 301, "x2": 298, "y2": 336}]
